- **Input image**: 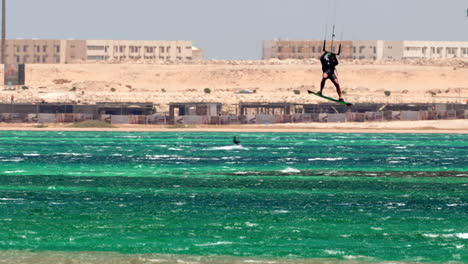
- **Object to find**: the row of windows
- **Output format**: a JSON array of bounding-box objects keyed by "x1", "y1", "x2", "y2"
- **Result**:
[
  {"x1": 11, "y1": 45, "x2": 61, "y2": 53},
  {"x1": 276, "y1": 45, "x2": 388, "y2": 55},
  {"x1": 87, "y1": 56, "x2": 192, "y2": 61},
  {"x1": 87, "y1": 46, "x2": 105, "y2": 51},
  {"x1": 276, "y1": 46, "x2": 324, "y2": 53},
  {"x1": 87, "y1": 45, "x2": 189, "y2": 54},
  {"x1": 275, "y1": 45, "x2": 467, "y2": 55},
  {"x1": 7, "y1": 55, "x2": 61, "y2": 63},
  {"x1": 87, "y1": 55, "x2": 193, "y2": 61},
  {"x1": 353, "y1": 46, "x2": 378, "y2": 53},
  {"x1": 404, "y1": 46, "x2": 468, "y2": 55}
]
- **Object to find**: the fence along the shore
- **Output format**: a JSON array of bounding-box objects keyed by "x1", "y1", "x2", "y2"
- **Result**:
[{"x1": 0, "y1": 102, "x2": 466, "y2": 124}]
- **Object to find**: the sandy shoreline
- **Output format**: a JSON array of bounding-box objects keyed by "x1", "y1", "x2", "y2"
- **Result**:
[{"x1": 0, "y1": 120, "x2": 466, "y2": 134}]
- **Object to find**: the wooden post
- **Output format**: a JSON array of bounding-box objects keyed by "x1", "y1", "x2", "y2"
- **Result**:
[{"x1": 1, "y1": 0, "x2": 5, "y2": 64}]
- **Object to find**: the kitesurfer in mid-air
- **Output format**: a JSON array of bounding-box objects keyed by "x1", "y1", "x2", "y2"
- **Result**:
[{"x1": 318, "y1": 50, "x2": 344, "y2": 101}]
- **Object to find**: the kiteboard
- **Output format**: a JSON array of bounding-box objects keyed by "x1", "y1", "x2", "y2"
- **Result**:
[{"x1": 307, "y1": 90, "x2": 353, "y2": 106}]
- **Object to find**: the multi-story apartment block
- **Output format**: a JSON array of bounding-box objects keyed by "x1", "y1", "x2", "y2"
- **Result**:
[
  {"x1": 263, "y1": 40, "x2": 353, "y2": 60},
  {"x1": 264, "y1": 40, "x2": 468, "y2": 60},
  {"x1": 352, "y1": 40, "x2": 468, "y2": 60},
  {"x1": 85, "y1": 40, "x2": 196, "y2": 62},
  {"x1": 3, "y1": 39, "x2": 86, "y2": 64},
  {"x1": 2, "y1": 39, "x2": 202, "y2": 64}
]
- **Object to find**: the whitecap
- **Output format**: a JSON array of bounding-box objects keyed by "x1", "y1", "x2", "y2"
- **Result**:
[
  {"x1": 23, "y1": 153, "x2": 40, "y2": 156},
  {"x1": 207, "y1": 145, "x2": 249, "y2": 151},
  {"x1": 4, "y1": 170, "x2": 25, "y2": 173},
  {"x1": 195, "y1": 241, "x2": 233, "y2": 247},
  {"x1": 308, "y1": 157, "x2": 344, "y2": 161},
  {"x1": 0, "y1": 158, "x2": 24, "y2": 162},
  {"x1": 272, "y1": 210, "x2": 289, "y2": 214},
  {"x1": 145, "y1": 155, "x2": 181, "y2": 160},
  {"x1": 324, "y1": 250, "x2": 345, "y2": 255},
  {"x1": 456, "y1": 233, "x2": 468, "y2": 239},
  {"x1": 55, "y1": 152, "x2": 89, "y2": 156},
  {"x1": 280, "y1": 167, "x2": 301, "y2": 173}
]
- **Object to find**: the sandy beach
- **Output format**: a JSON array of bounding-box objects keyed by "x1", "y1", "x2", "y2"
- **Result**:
[
  {"x1": 0, "y1": 119, "x2": 466, "y2": 134},
  {"x1": 0, "y1": 59, "x2": 466, "y2": 133},
  {"x1": 1, "y1": 59, "x2": 467, "y2": 114}
]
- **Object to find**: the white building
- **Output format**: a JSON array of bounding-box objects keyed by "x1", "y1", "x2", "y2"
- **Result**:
[
  {"x1": 85, "y1": 40, "x2": 197, "y2": 62},
  {"x1": 351, "y1": 40, "x2": 468, "y2": 60}
]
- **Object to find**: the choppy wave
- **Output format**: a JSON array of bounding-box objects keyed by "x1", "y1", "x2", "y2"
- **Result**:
[
  {"x1": 206, "y1": 145, "x2": 250, "y2": 151},
  {"x1": 0, "y1": 131, "x2": 466, "y2": 263},
  {"x1": 280, "y1": 167, "x2": 301, "y2": 173}
]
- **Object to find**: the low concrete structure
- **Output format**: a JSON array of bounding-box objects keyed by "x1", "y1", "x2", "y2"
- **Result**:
[
  {"x1": 0, "y1": 102, "x2": 466, "y2": 124},
  {"x1": 169, "y1": 103, "x2": 222, "y2": 117},
  {"x1": 239, "y1": 102, "x2": 298, "y2": 116}
]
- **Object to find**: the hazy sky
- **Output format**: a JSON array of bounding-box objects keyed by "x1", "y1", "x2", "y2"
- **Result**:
[{"x1": 6, "y1": 0, "x2": 468, "y2": 59}]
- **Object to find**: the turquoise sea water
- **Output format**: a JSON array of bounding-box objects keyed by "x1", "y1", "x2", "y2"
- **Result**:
[{"x1": 0, "y1": 131, "x2": 466, "y2": 263}]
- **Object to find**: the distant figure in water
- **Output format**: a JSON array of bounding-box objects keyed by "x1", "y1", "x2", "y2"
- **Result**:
[{"x1": 233, "y1": 136, "x2": 241, "y2": 145}]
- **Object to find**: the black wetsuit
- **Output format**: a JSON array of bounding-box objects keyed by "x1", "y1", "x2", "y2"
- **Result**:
[
  {"x1": 320, "y1": 52, "x2": 339, "y2": 79},
  {"x1": 233, "y1": 137, "x2": 241, "y2": 145}
]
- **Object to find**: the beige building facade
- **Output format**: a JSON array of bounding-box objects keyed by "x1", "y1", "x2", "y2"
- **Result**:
[
  {"x1": 2, "y1": 39, "x2": 202, "y2": 64},
  {"x1": 3, "y1": 39, "x2": 86, "y2": 64},
  {"x1": 402, "y1": 41, "x2": 468, "y2": 59},
  {"x1": 352, "y1": 40, "x2": 468, "y2": 60},
  {"x1": 264, "y1": 39, "x2": 468, "y2": 60},
  {"x1": 85, "y1": 40, "x2": 196, "y2": 62},
  {"x1": 263, "y1": 40, "x2": 353, "y2": 60}
]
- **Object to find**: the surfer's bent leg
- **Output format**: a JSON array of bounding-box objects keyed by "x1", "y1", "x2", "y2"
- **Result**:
[{"x1": 319, "y1": 72, "x2": 328, "y2": 94}]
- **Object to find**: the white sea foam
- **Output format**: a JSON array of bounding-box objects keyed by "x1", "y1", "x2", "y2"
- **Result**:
[
  {"x1": 145, "y1": 155, "x2": 181, "y2": 160},
  {"x1": 23, "y1": 153, "x2": 40, "y2": 156},
  {"x1": 324, "y1": 249, "x2": 345, "y2": 255},
  {"x1": 280, "y1": 167, "x2": 301, "y2": 173},
  {"x1": 423, "y1": 233, "x2": 468, "y2": 239},
  {"x1": 308, "y1": 157, "x2": 344, "y2": 161},
  {"x1": 0, "y1": 158, "x2": 24, "y2": 162},
  {"x1": 207, "y1": 145, "x2": 249, "y2": 151},
  {"x1": 55, "y1": 152, "x2": 89, "y2": 156},
  {"x1": 195, "y1": 241, "x2": 233, "y2": 247},
  {"x1": 4, "y1": 170, "x2": 25, "y2": 174},
  {"x1": 272, "y1": 210, "x2": 290, "y2": 214}
]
